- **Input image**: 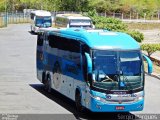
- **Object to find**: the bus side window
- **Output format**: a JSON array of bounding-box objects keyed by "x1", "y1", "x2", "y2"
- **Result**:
[
  {"x1": 48, "y1": 35, "x2": 53, "y2": 47},
  {"x1": 63, "y1": 39, "x2": 81, "y2": 70},
  {"x1": 48, "y1": 35, "x2": 59, "y2": 48},
  {"x1": 48, "y1": 35, "x2": 81, "y2": 71},
  {"x1": 69, "y1": 40, "x2": 81, "y2": 69},
  {"x1": 37, "y1": 34, "x2": 44, "y2": 46}
]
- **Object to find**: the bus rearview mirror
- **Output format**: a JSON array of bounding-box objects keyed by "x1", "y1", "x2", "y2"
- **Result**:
[
  {"x1": 85, "y1": 52, "x2": 92, "y2": 74},
  {"x1": 85, "y1": 52, "x2": 93, "y2": 86},
  {"x1": 142, "y1": 54, "x2": 153, "y2": 74}
]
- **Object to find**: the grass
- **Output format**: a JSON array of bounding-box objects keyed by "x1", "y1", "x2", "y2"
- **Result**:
[{"x1": 126, "y1": 23, "x2": 160, "y2": 30}]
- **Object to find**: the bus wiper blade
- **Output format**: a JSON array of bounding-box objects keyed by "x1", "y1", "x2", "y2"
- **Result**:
[
  {"x1": 122, "y1": 74, "x2": 133, "y2": 90},
  {"x1": 108, "y1": 75, "x2": 118, "y2": 90}
]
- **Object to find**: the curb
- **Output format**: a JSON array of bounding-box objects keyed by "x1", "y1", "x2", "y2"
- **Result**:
[{"x1": 145, "y1": 72, "x2": 160, "y2": 80}]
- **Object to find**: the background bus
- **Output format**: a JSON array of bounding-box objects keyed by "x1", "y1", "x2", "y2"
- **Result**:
[
  {"x1": 36, "y1": 28, "x2": 152, "y2": 112},
  {"x1": 54, "y1": 14, "x2": 95, "y2": 28},
  {"x1": 30, "y1": 10, "x2": 52, "y2": 33}
]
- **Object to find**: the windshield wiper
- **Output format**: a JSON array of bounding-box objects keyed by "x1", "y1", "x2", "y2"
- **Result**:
[
  {"x1": 108, "y1": 75, "x2": 119, "y2": 90},
  {"x1": 121, "y1": 73, "x2": 133, "y2": 90}
]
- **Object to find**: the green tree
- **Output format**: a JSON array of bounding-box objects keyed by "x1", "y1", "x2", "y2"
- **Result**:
[
  {"x1": 56, "y1": 0, "x2": 89, "y2": 11},
  {"x1": 141, "y1": 44, "x2": 160, "y2": 57},
  {"x1": 1, "y1": 0, "x2": 160, "y2": 16},
  {"x1": 126, "y1": 30, "x2": 144, "y2": 43},
  {"x1": 86, "y1": 10, "x2": 144, "y2": 42},
  {"x1": 0, "y1": 0, "x2": 5, "y2": 12}
]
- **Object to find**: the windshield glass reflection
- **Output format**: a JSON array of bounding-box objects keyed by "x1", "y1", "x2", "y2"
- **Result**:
[
  {"x1": 92, "y1": 50, "x2": 143, "y2": 90},
  {"x1": 36, "y1": 16, "x2": 52, "y2": 27}
]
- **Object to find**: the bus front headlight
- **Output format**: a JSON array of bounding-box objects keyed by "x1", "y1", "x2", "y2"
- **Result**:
[
  {"x1": 135, "y1": 96, "x2": 144, "y2": 101},
  {"x1": 138, "y1": 96, "x2": 144, "y2": 100},
  {"x1": 91, "y1": 95, "x2": 106, "y2": 103}
]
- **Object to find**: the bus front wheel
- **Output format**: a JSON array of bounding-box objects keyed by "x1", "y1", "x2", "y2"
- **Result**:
[
  {"x1": 75, "y1": 91, "x2": 84, "y2": 113},
  {"x1": 31, "y1": 26, "x2": 33, "y2": 32},
  {"x1": 31, "y1": 26, "x2": 34, "y2": 33}
]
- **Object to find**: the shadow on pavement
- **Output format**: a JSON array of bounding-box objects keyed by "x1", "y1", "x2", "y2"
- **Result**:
[
  {"x1": 30, "y1": 84, "x2": 139, "y2": 120},
  {"x1": 28, "y1": 31, "x2": 37, "y2": 35}
]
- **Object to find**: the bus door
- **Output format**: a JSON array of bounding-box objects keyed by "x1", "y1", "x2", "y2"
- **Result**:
[
  {"x1": 37, "y1": 33, "x2": 44, "y2": 82},
  {"x1": 84, "y1": 52, "x2": 92, "y2": 108},
  {"x1": 81, "y1": 44, "x2": 91, "y2": 108},
  {"x1": 42, "y1": 33, "x2": 49, "y2": 70}
]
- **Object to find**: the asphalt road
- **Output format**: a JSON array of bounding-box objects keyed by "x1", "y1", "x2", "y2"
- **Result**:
[{"x1": 0, "y1": 24, "x2": 160, "y2": 120}]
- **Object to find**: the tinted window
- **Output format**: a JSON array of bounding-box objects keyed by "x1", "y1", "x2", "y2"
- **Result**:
[
  {"x1": 55, "y1": 17, "x2": 68, "y2": 26},
  {"x1": 48, "y1": 35, "x2": 81, "y2": 69},
  {"x1": 37, "y1": 34, "x2": 44, "y2": 46},
  {"x1": 48, "y1": 35, "x2": 80, "y2": 52}
]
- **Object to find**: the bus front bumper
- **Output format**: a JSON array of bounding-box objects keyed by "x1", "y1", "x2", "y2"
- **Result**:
[{"x1": 89, "y1": 98, "x2": 144, "y2": 112}]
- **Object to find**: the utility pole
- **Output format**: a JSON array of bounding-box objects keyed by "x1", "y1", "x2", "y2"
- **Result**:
[{"x1": 5, "y1": 0, "x2": 7, "y2": 27}]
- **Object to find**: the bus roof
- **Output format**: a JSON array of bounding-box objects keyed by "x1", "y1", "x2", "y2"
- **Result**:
[
  {"x1": 47, "y1": 28, "x2": 140, "y2": 50},
  {"x1": 31, "y1": 10, "x2": 51, "y2": 16},
  {"x1": 56, "y1": 14, "x2": 91, "y2": 20}
]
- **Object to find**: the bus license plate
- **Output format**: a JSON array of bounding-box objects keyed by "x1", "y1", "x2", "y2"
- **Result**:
[{"x1": 116, "y1": 106, "x2": 125, "y2": 110}]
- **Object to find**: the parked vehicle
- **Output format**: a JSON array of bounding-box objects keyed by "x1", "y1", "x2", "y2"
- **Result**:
[
  {"x1": 30, "y1": 10, "x2": 52, "y2": 33},
  {"x1": 54, "y1": 14, "x2": 94, "y2": 28}
]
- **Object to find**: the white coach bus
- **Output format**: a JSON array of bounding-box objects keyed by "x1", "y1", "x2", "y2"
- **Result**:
[
  {"x1": 54, "y1": 14, "x2": 95, "y2": 28},
  {"x1": 30, "y1": 10, "x2": 52, "y2": 33}
]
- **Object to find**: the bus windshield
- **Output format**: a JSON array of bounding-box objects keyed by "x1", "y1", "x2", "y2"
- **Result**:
[
  {"x1": 92, "y1": 50, "x2": 143, "y2": 91},
  {"x1": 35, "y1": 16, "x2": 52, "y2": 27},
  {"x1": 69, "y1": 19, "x2": 92, "y2": 28}
]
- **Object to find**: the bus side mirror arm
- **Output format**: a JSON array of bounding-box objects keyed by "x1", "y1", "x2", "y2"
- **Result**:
[
  {"x1": 143, "y1": 54, "x2": 153, "y2": 74},
  {"x1": 85, "y1": 52, "x2": 93, "y2": 86},
  {"x1": 34, "y1": 16, "x2": 36, "y2": 20}
]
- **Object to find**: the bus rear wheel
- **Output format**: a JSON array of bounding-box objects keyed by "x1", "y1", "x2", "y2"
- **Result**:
[
  {"x1": 75, "y1": 92, "x2": 84, "y2": 113},
  {"x1": 44, "y1": 75, "x2": 51, "y2": 93}
]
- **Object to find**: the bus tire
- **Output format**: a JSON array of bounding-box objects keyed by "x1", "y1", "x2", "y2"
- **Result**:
[
  {"x1": 44, "y1": 74, "x2": 51, "y2": 93},
  {"x1": 75, "y1": 91, "x2": 85, "y2": 113},
  {"x1": 42, "y1": 72, "x2": 46, "y2": 84},
  {"x1": 31, "y1": 26, "x2": 34, "y2": 33},
  {"x1": 31, "y1": 26, "x2": 33, "y2": 32}
]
